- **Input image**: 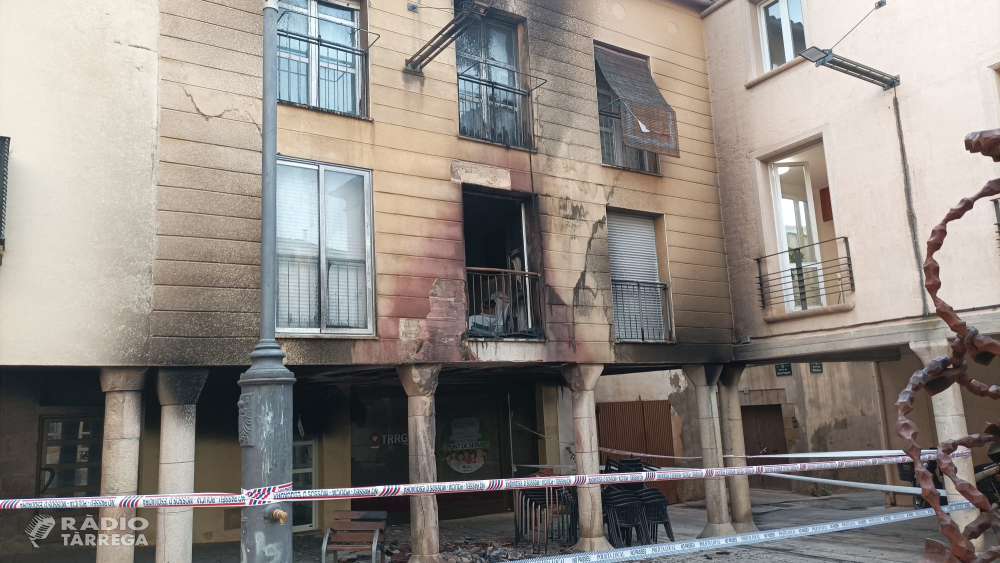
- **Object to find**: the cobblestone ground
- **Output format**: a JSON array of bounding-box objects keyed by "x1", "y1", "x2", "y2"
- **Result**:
[{"x1": 9, "y1": 491, "x2": 995, "y2": 562}]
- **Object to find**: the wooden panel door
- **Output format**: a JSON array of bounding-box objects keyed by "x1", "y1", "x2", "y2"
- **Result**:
[
  {"x1": 596, "y1": 400, "x2": 677, "y2": 502},
  {"x1": 741, "y1": 404, "x2": 791, "y2": 490}
]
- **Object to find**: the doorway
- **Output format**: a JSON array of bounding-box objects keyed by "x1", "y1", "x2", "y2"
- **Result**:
[
  {"x1": 596, "y1": 400, "x2": 678, "y2": 502},
  {"x1": 741, "y1": 404, "x2": 791, "y2": 490}
]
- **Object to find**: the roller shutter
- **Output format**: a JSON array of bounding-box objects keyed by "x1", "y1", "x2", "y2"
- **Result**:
[{"x1": 606, "y1": 213, "x2": 668, "y2": 342}]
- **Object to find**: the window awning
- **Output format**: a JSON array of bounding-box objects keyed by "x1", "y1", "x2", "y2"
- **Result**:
[{"x1": 595, "y1": 46, "x2": 679, "y2": 158}]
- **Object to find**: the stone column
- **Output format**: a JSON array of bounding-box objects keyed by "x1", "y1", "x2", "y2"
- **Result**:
[
  {"x1": 397, "y1": 364, "x2": 444, "y2": 563},
  {"x1": 682, "y1": 364, "x2": 736, "y2": 539},
  {"x1": 561, "y1": 363, "x2": 612, "y2": 552},
  {"x1": 155, "y1": 368, "x2": 209, "y2": 563},
  {"x1": 717, "y1": 364, "x2": 757, "y2": 534},
  {"x1": 909, "y1": 340, "x2": 984, "y2": 553},
  {"x1": 98, "y1": 368, "x2": 148, "y2": 563}
]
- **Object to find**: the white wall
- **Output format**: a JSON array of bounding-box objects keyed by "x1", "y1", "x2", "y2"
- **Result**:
[
  {"x1": 0, "y1": 1, "x2": 159, "y2": 365},
  {"x1": 704, "y1": 0, "x2": 1000, "y2": 341}
]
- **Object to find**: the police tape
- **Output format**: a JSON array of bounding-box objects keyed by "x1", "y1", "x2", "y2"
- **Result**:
[
  {"x1": 599, "y1": 446, "x2": 949, "y2": 460},
  {"x1": 525, "y1": 501, "x2": 975, "y2": 563},
  {"x1": 0, "y1": 451, "x2": 969, "y2": 510}
]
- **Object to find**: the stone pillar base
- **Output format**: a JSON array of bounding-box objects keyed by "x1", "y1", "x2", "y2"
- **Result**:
[
  {"x1": 571, "y1": 536, "x2": 613, "y2": 552},
  {"x1": 698, "y1": 522, "x2": 737, "y2": 539},
  {"x1": 732, "y1": 520, "x2": 759, "y2": 534},
  {"x1": 409, "y1": 555, "x2": 445, "y2": 563}
]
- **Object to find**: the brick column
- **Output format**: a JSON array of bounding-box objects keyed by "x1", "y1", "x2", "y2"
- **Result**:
[
  {"x1": 397, "y1": 364, "x2": 444, "y2": 563},
  {"x1": 561, "y1": 363, "x2": 612, "y2": 552},
  {"x1": 98, "y1": 368, "x2": 148, "y2": 563},
  {"x1": 155, "y1": 368, "x2": 208, "y2": 563},
  {"x1": 718, "y1": 364, "x2": 757, "y2": 533},
  {"x1": 682, "y1": 364, "x2": 735, "y2": 538}
]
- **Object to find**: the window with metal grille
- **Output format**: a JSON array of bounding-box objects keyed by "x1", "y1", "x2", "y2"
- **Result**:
[
  {"x1": 277, "y1": 0, "x2": 372, "y2": 117},
  {"x1": 606, "y1": 213, "x2": 670, "y2": 342},
  {"x1": 276, "y1": 159, "x2": 375, "y2": 335},
  {"x1": 597, "y1": 69, "x2": 659, "y2": 174},
  {"x1": 37, "y1": 417, "x2": 103, "y2": 497},
  {"x1": 455, "y1": 16, "x2": 531, "y2": 149}
]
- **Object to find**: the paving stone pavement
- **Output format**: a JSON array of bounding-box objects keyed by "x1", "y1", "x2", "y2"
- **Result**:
[{"x1": 6, "y1": 491, "x2": 994, "y2": 562}]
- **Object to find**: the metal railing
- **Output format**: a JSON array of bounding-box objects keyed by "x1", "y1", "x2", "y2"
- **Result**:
[
  {"x1": 277, "y1": 25, "x2": 377, "y2": 118},
  {"x1": 993, "y1": 198, "x2": 999, "y2": 246},
  {"x1": 466, "y1": 267, "x2": 542, "y2": 339},
  {"x1": 276, "y1": 256, "x2": 367, "y2": 329},
  {"x1": 755, "y1": 237, "x2": 855, "y2": 310},
  {"x1": 458, "y1": 61, "x2": 540, "y2": 149},
  {"x1": 611, "y1": 280, "x2": 671, "y2": 342}
]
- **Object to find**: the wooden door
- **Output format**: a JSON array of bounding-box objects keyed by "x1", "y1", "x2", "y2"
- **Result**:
[
  {"x1": 596, "y1": 400, "x2": 677, "y2": 502},
  {"x1": 741, "y1": 404, "x2": 791, "y2": 490}
]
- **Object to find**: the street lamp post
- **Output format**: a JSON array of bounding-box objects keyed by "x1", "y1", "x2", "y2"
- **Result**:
[{"x1": 238, "y1": 1, "x2": 295, "y2": 560}]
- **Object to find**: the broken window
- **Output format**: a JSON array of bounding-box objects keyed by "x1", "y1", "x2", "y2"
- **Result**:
[{"x1": 463, "y1": 191, "x2": 541, "y2": 338}]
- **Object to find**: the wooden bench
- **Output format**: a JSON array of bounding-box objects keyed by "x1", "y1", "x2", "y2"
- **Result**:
[{"x1": 321, "y1": 510, "x2": 387, "y2": 563}]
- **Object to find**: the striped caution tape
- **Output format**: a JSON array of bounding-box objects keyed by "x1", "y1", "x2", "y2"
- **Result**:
[
  {"x1": 525, "y1": 501, "x2": 975, "y2": 563},
  {"x1": 599, "y1": 446, "x2": 949, "y2": 460},
  {"x1": 0, "y1": 450, "x2": 968, "y2": 510}
]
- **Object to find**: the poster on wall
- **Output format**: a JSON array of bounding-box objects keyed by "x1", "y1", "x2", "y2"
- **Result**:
[{"x1": 442, "y1": 417, "x2": 491, "y2": 474}]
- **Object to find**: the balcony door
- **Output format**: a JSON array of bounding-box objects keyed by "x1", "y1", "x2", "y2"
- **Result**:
[
  {"x1": 607, "y1": 213, "x2": 668, "y2": 342},
  {"x1": 770, "y1": 162, "x2": 824, "y2": 310}
]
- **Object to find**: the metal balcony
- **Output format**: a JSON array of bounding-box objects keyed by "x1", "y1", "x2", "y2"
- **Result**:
[
  {"x1": 611, "y1": 280, "x2": 671, "y2": 343},
  {"x1": 755, "y1": 237, "x2": 855, "y2": 310},
  {"x1": 466, "y1": 268, "x2": 542, "y2": 339}
]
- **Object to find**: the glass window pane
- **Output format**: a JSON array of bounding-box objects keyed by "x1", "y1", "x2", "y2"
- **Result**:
[
  {"x1": 293, "y1": 444, "x2": 314, "y2": 470},
  {"x1": 324, "y1": 170, "x2": 368, "y2": 329},
  {"x1": 277, "y1": 164, "x2": 322, "y2": 329},
  {"x1": 485, "y1": 23, "x2": 516, "y2": 66},
  {"x1": 318, "y1": 2, "x2": 355, "y2": 22},
  {"x1": 456, "y1": 20, "x2": 481, "y2": 57},
  {"x1": 787, "y1": 0, "x2": 806, "y2": 58},
  {"x1": 763, "y1": 1, "x2": 786, "y2": 69},
  {"x1": 318, "y1": 18, "x2": 355, "y2": 48}
]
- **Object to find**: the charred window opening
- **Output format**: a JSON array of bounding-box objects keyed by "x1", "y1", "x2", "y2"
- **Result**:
[
  {"x1": 463, "y1": 191, "x2": 541, "y2": 339},
  {"x1": 597, "y1": 67, "x2": 659, "y2": 174}
]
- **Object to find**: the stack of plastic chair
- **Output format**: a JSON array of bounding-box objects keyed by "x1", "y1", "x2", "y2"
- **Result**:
[{"x1": 612, "y1": 458, "x2": 675, "y2": 543}]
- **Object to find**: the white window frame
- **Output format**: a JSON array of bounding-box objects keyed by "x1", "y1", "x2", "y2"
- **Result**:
[
  {"x1": 768, "y1": 161, "x2": 826, "y2": 311},
  {"x1": 277, "y1": 0, "x2": 363, "y2": 113},
  {"x1": 276, "y1": 158, "x2": 376, "y2": 336},
  {"x1": 292, "y1": 439, "x2": 318, "y2": 532},
  {"x1": 757, "y1": 0, "x2": 805, "y2": 71}
]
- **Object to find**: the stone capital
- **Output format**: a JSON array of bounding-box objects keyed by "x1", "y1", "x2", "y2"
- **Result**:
[
  {"x1": 561, "y1": 363, "x2": 604, "y2": 392},
  {"x1": 718, "y1": 363, "x2": 746, "y2": 389},
  {"x1": 157, "y1": 367, "x2": 209, "y2": 406},
  {"x1": 682, "y1": 364, "x2": 724, "y2": 388},
  {"x1": 909, "y1": 339, "x2": 952, "y2": 366},
  {"x1": 397, "y1": 364, "x2": 442, "y2": 397},
  {"x1": 100, "y1": 367, "x2": 149, "y2": 393}
]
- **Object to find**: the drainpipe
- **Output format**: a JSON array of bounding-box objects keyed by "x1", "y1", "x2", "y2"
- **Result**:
[
  {"x1": 892, "y1": 89, "x2": 930, "y2": 317},
  {"x1": 239, "y1": 2, "x2": 296, "y2": 561}
]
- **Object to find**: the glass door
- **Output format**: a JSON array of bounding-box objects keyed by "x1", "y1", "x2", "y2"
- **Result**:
[
  {"x1": 292, "y1": 440, "x2": 317, "y2": 531},
  {"x1": 770, "y1": 162, "x2": 824, "y2": 310}
]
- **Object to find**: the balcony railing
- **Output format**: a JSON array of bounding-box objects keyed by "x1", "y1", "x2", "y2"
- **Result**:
[
  {"x1": 458, "y1": 61, "x2": 542, "y2": 149},
  {"x1": 755, "y1": 237, "x2": 855, "y2": 310},
  {"x1": 466, "y1": 267, "x2": 542, "y2": 339},
  {"x1": 276, "y1": 255, "x2": 367, "y2": 329},
  {"x1": 277, "y1": 26, "x2": 376, "y2": 118},
  {"x1": 611, "y1": 280, "x2": 671, "y2": 342}
]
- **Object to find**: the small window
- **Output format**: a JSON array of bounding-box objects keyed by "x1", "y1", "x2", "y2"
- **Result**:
[
  {"x1": 759, "y1": 0, "x2": 807, "y2": 71},
  {"x1": 455, "y1": 16, "x2": 531, "y2": 149},
  {"x1": 277, "y1": 0, "x2": 369, "y2": 117},
  {"x1": 597, "y1": 68, "x2": 659, "y2": 174},
  {"x1": 276, "y1": 160, "x2": 375, "y2": 335},
  {"x1": 38, "y1": 417, "x2": 103, "y2": 497}
]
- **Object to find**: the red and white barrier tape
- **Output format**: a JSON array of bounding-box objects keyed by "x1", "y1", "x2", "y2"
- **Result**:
[
  {"x1": 599, "y1": 446, "x2": 948, "y2": 460},
  {"x1": 0, "y1": 450, "x2": 965, "y2": 511}
]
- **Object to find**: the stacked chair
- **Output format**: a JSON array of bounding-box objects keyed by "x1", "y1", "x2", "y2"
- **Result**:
[
  {"x1": 514, "y1": 481, "x2": 579, "y2": 554},
  {"x1": 602, "y1": 458, "x2": 676, "y2": 547}
]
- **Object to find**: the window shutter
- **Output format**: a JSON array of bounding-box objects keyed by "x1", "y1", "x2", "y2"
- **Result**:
[
  {"x1": 607, "y1": 213, "x2": 659, "y2": 283},
  {"x1": 607, "y1": 213, "x2": 667, "y2": 341}
]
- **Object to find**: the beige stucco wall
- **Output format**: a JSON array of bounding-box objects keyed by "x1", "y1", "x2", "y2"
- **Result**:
[
  {"x1": 0, "y1": 1, "x2": 158, "y2": 366},
  {"x1": 704, "y1": 0, "x2": 1000, "y2": 345}
]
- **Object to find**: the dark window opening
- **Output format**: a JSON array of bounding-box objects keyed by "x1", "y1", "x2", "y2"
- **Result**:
[{"x1": 463, "y1": 191, "x2": 541, "y2": 339}]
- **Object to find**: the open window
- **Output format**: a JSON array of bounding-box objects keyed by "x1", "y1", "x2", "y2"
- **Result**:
[
  {"x1": 757, "y1": 0, "x2": 806, "y2": 71},
  {"x1": 756, "y1": 143, "x2": 855, "y2": 314},
  {"x1": 463, "y1": 190, "x2": 541, "y2": 339}
]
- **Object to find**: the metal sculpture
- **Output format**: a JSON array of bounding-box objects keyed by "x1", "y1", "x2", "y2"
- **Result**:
[{"x1": 896, "y1": 128, "x2": 1000, "y2": 562}]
